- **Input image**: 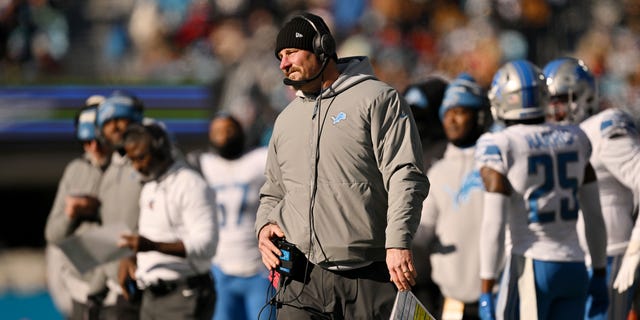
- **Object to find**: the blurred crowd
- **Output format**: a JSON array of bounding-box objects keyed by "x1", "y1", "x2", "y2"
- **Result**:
[
  {"x1": 1, "y1": 1, "x2": 640, "y2": 318},
  {"x1": 1, "y1": 0, "x2": 640, "y2": 131}
]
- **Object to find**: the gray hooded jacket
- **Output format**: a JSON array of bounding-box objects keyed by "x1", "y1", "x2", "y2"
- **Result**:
[{"x1": 256, "y1": 56, "x2": 430, "y2": 267}]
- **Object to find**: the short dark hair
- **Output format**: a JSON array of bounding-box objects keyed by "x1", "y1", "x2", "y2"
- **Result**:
[{"x1": 123, "y1": 123, "x2": 172, "y2": 160}]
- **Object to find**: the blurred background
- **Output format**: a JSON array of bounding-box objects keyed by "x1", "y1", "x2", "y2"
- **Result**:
[{"x1": 1, "y1": 0, "x2": 640, "y2": 318}]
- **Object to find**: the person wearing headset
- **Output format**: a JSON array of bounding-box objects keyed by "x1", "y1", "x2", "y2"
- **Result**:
[
  {"x1": 44, "y1": 95, "x2": 111, "y2": 319},
  {"x1": 117, "y1": 123, "x2": 218, "y2": 320},
  {"x1": 419, "y1": 73, "x2": 494, "y2": 320},
  {"x1": 256, "y1": 12, "x2": 430, "y2": 319},
  {"x1": 80, "y1": 91, "x2": 146, "y2": 319}
]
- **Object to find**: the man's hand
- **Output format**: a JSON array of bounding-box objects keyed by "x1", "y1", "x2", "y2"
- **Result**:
[
  {"x1": 118, "y1": 233, "x2": 154, "y2": 253},
  {"x1": 118, "y1": 256, "x2": 137, "y2": 301},
  {"x1": 614, "y1": 240, "x2": 640, "y2": 293},
  {"x1": 64, "y1": 195, "x2": 100, "y2": 220},
  {"x1": 257, "y1": 223, "x2": 285, "y2": 271},
  {"x1": 386, "y1": 248, "x2": 417, "y2": 291}
]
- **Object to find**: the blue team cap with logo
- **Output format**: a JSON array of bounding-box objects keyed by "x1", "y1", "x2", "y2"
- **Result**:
[
  {"x1": 76, "y1": 106, "x2": 98, "y2": 141},
  {"x1": 404, "y1": 86, "x2": 430, "y2": 110},
  {"x1": 96, "y1": 94, "x2": 143, "y2": 129},
  {"x1": 439, "y1": 73, "x2": 488, "y2": 120}
]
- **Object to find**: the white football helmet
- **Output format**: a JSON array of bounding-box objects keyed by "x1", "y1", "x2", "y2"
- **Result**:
[
  {"x1": 488, "y1": 59, "x2": 549, "y2": 122},
  {"x1": 543, "y1": 57, "x2": 597, "y2": 124}
]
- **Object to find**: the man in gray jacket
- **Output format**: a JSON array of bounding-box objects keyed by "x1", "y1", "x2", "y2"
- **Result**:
[
  {"x1": 256, "y1": 12, "x2": 430, "y2": 319},
  {"x1": 87, "y1": 91, "x2": 146, "y2": 319},
  {"x1": 45, "y1": 96, "x2": 110, "y2": 319}
]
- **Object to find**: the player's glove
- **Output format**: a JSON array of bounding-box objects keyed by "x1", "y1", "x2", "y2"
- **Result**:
[
  {"x1": 479, "y1": 292, "x2": 496, "y2": 320},
  {"x1": 586, "y1": 270, "x2": 609, "y2": 318},
  {"x1": 613, "y1": 240, "x2": 640, "y2": 293}
]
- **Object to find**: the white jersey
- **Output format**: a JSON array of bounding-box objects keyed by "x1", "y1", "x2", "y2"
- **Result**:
[
  {"x1": 199, "y1": 147, "x2": 268, "y2": 276},
  {"x1": 579, "y1": 108, "x2": 640, "y2": 255},
  {"x1": 421, "y1": 144, "x2": 484, "y2": 302},
  {"x1": 475, "y1": 123, "x2": 592, "y2": 262}
]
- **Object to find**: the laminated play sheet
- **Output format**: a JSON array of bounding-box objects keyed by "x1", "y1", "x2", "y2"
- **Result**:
[
  {"x1": 389, "y1": 290, "x2": 436, "y2": 320},
  {"x1": 56, "y1": 223, "x2": 133, "y2": 274}
]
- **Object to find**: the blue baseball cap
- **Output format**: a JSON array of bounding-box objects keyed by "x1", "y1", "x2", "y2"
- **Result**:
[
  {"x1": 439, "y1": 73, "x2": 488, "y2": 120},
  {"x1": 76, "y1": 106, "x2": 98, "y2": 141},
  {"x1": 96, "y1": 94, "x2": 143, "y2": 129}
]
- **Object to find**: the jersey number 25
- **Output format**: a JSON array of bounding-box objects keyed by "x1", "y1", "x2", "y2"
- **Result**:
[{"x1": 527, "y1": 151, "x2": 579, "y2": 224}]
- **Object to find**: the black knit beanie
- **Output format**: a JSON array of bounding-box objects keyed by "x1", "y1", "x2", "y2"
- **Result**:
[{"x1": 274, "y1": 13, "x2": 330, "y2": 60}]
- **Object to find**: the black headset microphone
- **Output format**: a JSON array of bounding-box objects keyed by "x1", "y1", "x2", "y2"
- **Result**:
[
  {"x1": 267, "y1": 14, "x2": 343, "y2": 314},
  {"x1": 283, "y1": 57, "x2": 329, "y2": 86}
]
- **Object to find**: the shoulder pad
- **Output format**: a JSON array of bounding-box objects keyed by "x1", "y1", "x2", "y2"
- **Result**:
[{"x1": 600, "y1": 110, "x2": 638, "y2": 139}]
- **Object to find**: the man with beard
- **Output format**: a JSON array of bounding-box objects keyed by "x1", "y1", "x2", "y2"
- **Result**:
[
  {"x1": 80, "y1": 91, "x2": 145, "y2": 319},
  {"x1": 187, "y1": 113, "x2": 273, "y2": 320},
  {"x1": 118, "y1": 123, "x2": 218, "y2": 320},
  {"x1": 257, "y1": 12, "x2": 429, "y2": 319},
  {"x1": 45, "y1": 96, "x2": 110, "y2": 319}
]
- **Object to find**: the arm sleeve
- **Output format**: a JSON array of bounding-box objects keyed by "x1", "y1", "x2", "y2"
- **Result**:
[
  {"x1": 579, "y1": 180, "x2": 608, "y2": 269},
  {"x1": 179, "y1": 172, "x2": 218, "y2": 261},
  {"x1": 44, "y1": 160, "x2": 85, "y2": 243},
  {"x1": 476, "y1": 132, "x2": 509, "y2": 279},
  {"x1": 255, "y1": 136, "x2": 286, "y2": 237},
  {"x1": 370, "y1": 89, "x2": 430, "y2": 249},
  {"x1": 45, "y1": 158, "x2": 95, "y2": 243},
  {"x1": 479, "y1": 191, "x2": 507, "y2": 279}
]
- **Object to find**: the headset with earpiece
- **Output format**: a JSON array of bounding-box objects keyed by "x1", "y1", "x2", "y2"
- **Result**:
[
  {"x1": 282, "y1": 14, "x2": 337, "y2": 87},
  {"x1": 297, "y1": 13, "x2": 336, "y2": 63},
  {"x1": 144, "y1": 123, "x2": 172, "y2": 161}
]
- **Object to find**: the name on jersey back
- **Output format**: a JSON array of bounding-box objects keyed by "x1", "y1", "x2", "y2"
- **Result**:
[{"x1": 525, "y1": 129, "x2": 575, "y2": 150}]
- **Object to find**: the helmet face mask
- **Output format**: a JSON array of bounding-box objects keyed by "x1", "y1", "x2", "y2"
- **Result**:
[
  {"x1": 489, "y1": 60, "x2": 549, "y2": 122},
  {"x1": 543, "y1": 57, "x2": 596, "y2": 124}
]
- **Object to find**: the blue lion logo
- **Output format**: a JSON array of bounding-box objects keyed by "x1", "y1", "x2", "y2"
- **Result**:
[
  {"x1": 332, "y1": 112, "x2": 346, "y2": 125},
  {"x1": 444, "y1": 170, "x2": 484, "y2": 210}
]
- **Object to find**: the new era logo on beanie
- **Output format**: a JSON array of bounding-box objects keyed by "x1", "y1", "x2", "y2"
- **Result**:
[{"x1": 275, "y1": 15, "x2": 317, "y2": 59}]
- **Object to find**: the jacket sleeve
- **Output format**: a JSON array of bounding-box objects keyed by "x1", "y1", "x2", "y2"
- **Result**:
[
  {"x1": 179, "y1": 171, "x2": 218, "y2": 261},
  {"x1": 370, "y1": 88, "x2": 430, "y2": 249},
  {"x1": 44, "y1": 160, "x2": 81, "y2": 243},
  {"x1": 255, "y1": 135, "x2": 286, "y2": 237}
]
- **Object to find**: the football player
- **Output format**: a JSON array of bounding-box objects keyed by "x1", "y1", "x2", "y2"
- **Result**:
[
  {"x1": 544, "y1": 57, "x2": 640, "y2": 320},
  {"x1": 476, "y1": 59, "x2": 608, "y2": 320}
]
